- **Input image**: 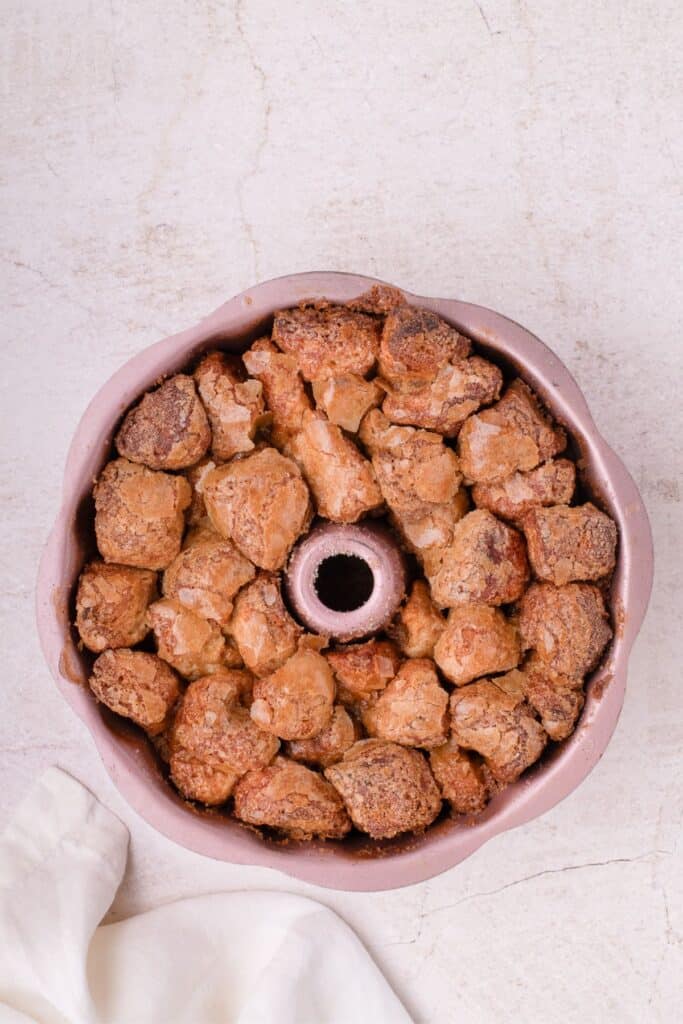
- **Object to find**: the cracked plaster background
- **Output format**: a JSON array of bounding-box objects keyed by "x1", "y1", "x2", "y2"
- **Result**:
[{"x1": 1, "y1": 1, "x2": 681, "y2": 1021}]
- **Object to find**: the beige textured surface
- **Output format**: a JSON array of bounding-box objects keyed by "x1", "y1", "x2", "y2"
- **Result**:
[{"x1": 1, "y1": 2, "x2": 681, "y2": 1021}]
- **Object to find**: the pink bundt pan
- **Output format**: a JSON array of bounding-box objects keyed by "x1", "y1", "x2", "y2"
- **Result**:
[{"x1": 36, "y1": 273, "x2": 653, "y2": 891}]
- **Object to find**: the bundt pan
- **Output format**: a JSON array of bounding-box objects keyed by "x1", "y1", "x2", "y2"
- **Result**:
[{"x1": 36, "y1": 272, "x2": 653, "y2": 891}]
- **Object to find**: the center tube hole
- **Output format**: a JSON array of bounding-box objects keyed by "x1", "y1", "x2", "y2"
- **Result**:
[{"x1": 314, "y1": 554, "x2": 374, "y2": 613}]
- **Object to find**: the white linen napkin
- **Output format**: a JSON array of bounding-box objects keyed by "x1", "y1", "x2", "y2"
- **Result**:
[{"x1": 0, "y1": 768, "x2": 411, "y2": 1024}]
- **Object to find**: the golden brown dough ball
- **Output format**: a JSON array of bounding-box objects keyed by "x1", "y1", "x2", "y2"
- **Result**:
[
  {"x1": 388, "y1": 580, "x2": 446, "y2": 659},
  {"x1": 359, "y1": 409, "x2": 467, "y2": 564},
  {"x1": 360, "y1": 410, "x2": 462, "y2": 516},
  {"x1": 312, "y1": 374, "x2": 382, "y2": 433},
  {"x1": 233, "y1": 757, "x2": 351, "y2": 839},
  {"x1": 115, "y1": 374, "x2": 210, "y2": 470},
  {"x1": 203, "y1": 447, "x2": 312, "y2": 570},
  {"x1": 228, "y1": 572, "x2": 302, "y2": 676},
  {"x1": 519, "y1": 655, "x2": 585, "y2": 741},
  {"x1": 472, "y1": 458, "x2": 576, "y2": 523},
  {"x1": 288, "y1": 410, "x2": 383, "y2": 523},
  {"x1": 362, "y1": 658, "x2": 449, "y2": 749},
  {"x1": 94, "y1": 458, "x2": 191, "y2": 571},
  {"x1": 169, "y1": 671, "x2": 279, "y2": 805},
  {"x1": 194, "y1": 351, "x2": 267, "y2": 461},
  {"x1": 428, "y1": 509, "x2": 529, "y2": 608},
  {"x1": 521, "y1": 502, "x2": 617, "y2": 586},
  {"x1": 286, "y1": 705, "x2": 358, "y2": 768},
  {"x1": 170, "y1": 761, "x2": 240, "y2": 807},
  {"x1": 378, "y1": 305, "x2": 471, "y2": 385},
  {"x1": 458, "y1": 379, "x2": 566, "y2": 484},
  {"x1": 250, "y1": 647, "x2": 336, "y2": 740},
  {"x1": 400, "y1": 489, "x2": 471, "y2": 575},
  {"x1": 162, "y1": 524, "x2": 255, "y2": 629},
  {"x1": 327, "y1": 639, "x2": 401, "y2": 705},
  {"x1": 75, "y1": 561, "x2": 157, "y2": 652},
  {"x1": 518, "y1": 582, "x2": 612, "y2": 677},
  {"x1": 242, "y1": 337, "x2": 311, "y2": 450},
  {"x1": 381, "y1": 357, "x2": 502, "y2": 436},
  {"x1": 429, "y1": 739, "x2": 490, "y2": 814},
  {"x1": 272, "y1": 305, "x2": 380, "y2": 381},
  {"x1": 325, "y1": 740, "x2": 442, "y2": 839},
  {"x1": 89, "y1": 648, "x2": 180, "y2": 735},
  {"x1": 434, "y1": 604, "x2": 520, "y2": 686},
  {"x1": 450, "y1": 676, "x2": 547, "y2": 784},
  {"x1": 146, "y1": 598, "x2": 228, "y2": 679}
]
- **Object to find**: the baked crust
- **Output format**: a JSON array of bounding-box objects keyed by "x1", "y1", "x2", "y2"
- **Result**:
[
  {"x1": 272, "y1": 305, "x2": 380, "y2": 381},
  {"x1": 170, "y1": 671, "x2": 279, "y2": 805},
  {"x1": 115, "y1": 374, "x2": 210, "y2": 470},
  {"x1": 94, "y1": 458, "x2": 191, "y2": 571},
  {"x1": 234, "y1": 757, "x2": 352, "y2": 839},
  {"x1": 89, "y1": 648, "x2": 180, "y2": 736},
  {"x1": 521, "y1": 502, "x2": 617, "y2": 585},
  {"x1": 203, "y1": 447, "x2": 312, "y2": 570},
  {"x1": 325, "y1": 740, "x2": 442, "y2": 839},
  {"x1": 76, "y1": 561, "x2": 157, "y2": 652}
]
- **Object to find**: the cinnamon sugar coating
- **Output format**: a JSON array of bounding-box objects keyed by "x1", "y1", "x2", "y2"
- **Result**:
[
  {"x1": 327, "y1": 639, "x2": 401, "y2": 706},
  {"x1": 286, "y1": 705, "x2": 358, "y2": 767},
  {"x1": 146, "y1": 597, "x2": 229, "y2": 680},
  {"x1": 388, "y1": 579, "x2": 446, "y2": 658},
  {"x1": 458, "y1": 379, "x2": 566, "y2": 484},
  {"x1": 381, "y1": 356, "x2": 503, "y2": 436},
  {"x1": 402, "y1": 489, "x2": 471, "y2": 575},
  {"x1": 169, "y1": 671, "x2": 279, "y2": 805},
  {"x1": 312, "y1": 373, "x2": 382, "y2": 433},
  {"x1": 517, "y1": 654, "x2": 585, "y2": 741},
  {"x1": 472, "y1": 458, "x2": 575, "y2": 522},
  {"x1": 362, "y1": 658, "x2": 449, "y2": 749},
  {"x1": 234, "y1": 757, "x2": 351, "y2": 839},
  {"x1": 194, "y1": 351, "x2": 267, "y2": 461},
  {"x1": 75, "y1": 561, "x2": 157, "y2": 652},
  {"x1": 229, "y1": 572, "x2": 303, "y2": 676},
  {"x1": 346, "y1": 284, "x2": 406, "y2": 314},
  {"x1": 428, "y1": 509, "x2": 529, "y2": 608},
  {"x1": 250, "y1": 647, "x2": 336, "y2": 740},
  {"x1": 450, "y1": 675, "x2": 548, "y2": 784},
  {"x1": 429, "y1": 739, "x2": 490, "y2": 814},
  {"x1": 521, "y1": 502, "x2": 617, "y2": 585},
  {"x1": 434, "y1": 604, "x2": 520, "y2": 686},
  {"x1": 94, "y1": 458, "x2": 191, "y2": 571},
  {"x1": 115, "y1": 374, "x2": 210, "y2": 470},
  {"x1": 162, "y1": 524, "x2": 255, "y2": 628},
  {"x1": 360, "y1": 410, "x2": 462, "y2": 515},
  {"x1": 518, "y1": 582, "x2": 612, "y2": 677},
  {"x1": 89, "y1": 648, "x2": 180, "y2": 736},
  {"x1": 359, "y1": 409, "x2": 467, "y2": 564},
  {"x1": 242, "y1": 337, "x2": 311, "y2": 450},
  {"x1": 289, "y1": 410, "x2": 383, "y2": 523},
  {"x1": 203, "y1": 447, "x2": 311, "y2": 570},
  {"x1": 325, "y1": 739, "x2": 442, "y2": 839},
  {"x1": 379, "y1": 305, "x2": 471, "y2": 384},
  {"x1": 272, "y1": 305, "x2": 380, "y2": 381}
]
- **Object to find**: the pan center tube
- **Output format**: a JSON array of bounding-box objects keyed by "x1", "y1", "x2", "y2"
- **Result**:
[{"x1": 285, "y1": 522, "x2": 407, "y2": 642}]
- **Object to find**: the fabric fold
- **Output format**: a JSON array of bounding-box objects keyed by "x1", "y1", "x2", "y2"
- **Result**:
[{"x1": 0, "y1": 768, "x2": 411, "y2": 1024}]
